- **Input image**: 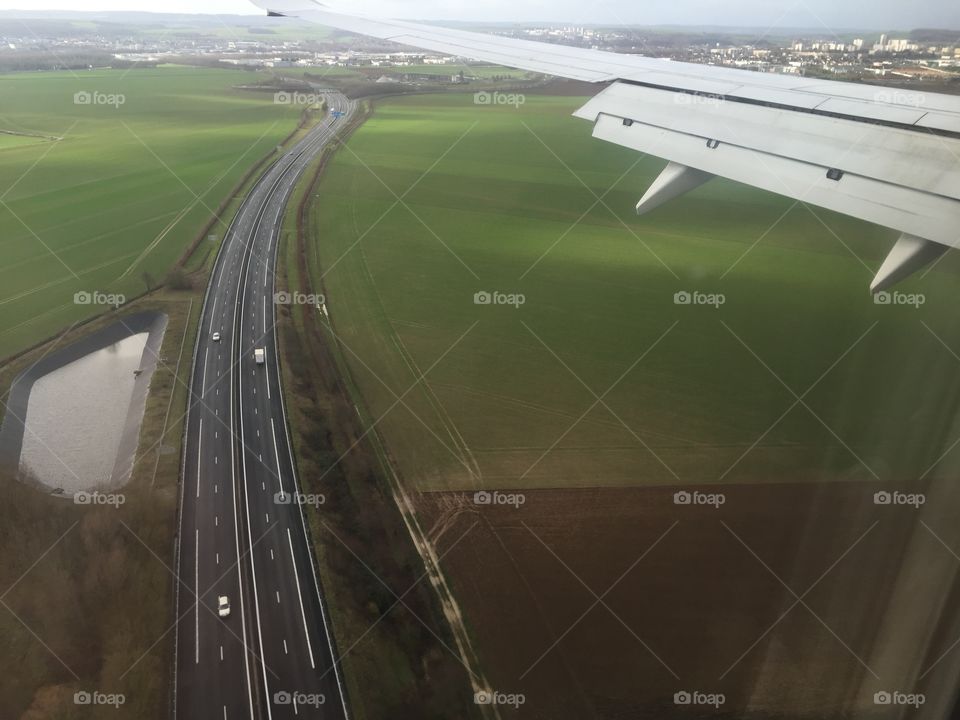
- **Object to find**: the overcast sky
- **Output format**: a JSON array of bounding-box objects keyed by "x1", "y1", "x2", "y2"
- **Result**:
[{"x1": 0, "y1": 0, "x2": 957, "y2": 30}]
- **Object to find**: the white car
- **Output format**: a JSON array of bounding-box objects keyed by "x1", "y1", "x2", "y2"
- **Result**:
[
  {"x1": 212, "y1": 332, "x2": 221, "y2": 343},
  {"x1": 217, "y1": 595, "x2": 230, "y2": 618}
]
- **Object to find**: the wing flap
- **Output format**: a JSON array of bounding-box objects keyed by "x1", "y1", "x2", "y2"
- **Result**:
[
  {"x1": 575, "y1": 82, "x2": 960, "y2": 203},
  {"x1": 592, "y1": 113, "x2": 960, "y2": 249}
]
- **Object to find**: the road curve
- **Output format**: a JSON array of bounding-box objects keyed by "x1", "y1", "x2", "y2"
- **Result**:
[{"x1": 175, "y1": 90, "x2": 355, "y2": 720}]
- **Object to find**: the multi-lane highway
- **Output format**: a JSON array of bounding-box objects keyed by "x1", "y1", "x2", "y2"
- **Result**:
[{"x1": 175, "y1": 90, "x2": 354, "y2": 720}]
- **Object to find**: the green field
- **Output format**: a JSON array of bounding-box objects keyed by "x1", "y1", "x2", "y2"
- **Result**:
[
  {"x1": 0, "y1": 67, "x2": 300, "y2": 358},
  {"x1": 293, "y1": 63, "x2": 529, "y2": 85},
  {"x1": 0, "y1": 133, "x2": 50, "y2": 150},
  {"x1": 0, "y1": 16, "x2": 337, "y2": 43},
  {"x1": 385, "y1": 64, "x2": 529, "y2": 78},
  {"x1": 307, "y1": 92, "x2": 960, "y2": 493}
]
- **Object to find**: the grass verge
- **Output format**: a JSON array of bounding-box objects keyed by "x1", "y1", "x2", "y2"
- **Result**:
[{"x1": 275, "y1": 101, "x2": 484, "y2": 720}]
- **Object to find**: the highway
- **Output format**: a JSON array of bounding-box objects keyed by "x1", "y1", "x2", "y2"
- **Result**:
[{"x1": 175, "y1": 90, "x2": 354, "y2": 720}]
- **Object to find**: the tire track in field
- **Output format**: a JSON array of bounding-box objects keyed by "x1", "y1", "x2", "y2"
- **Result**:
[
  {"x1": 333, "y1": 166, "x2": 480, "y2": 481},
  {"x1": 0, "y1": 248, "x2": 139, "y2": 309},
  {"x1": 0, "y1": 186, "x2": 189, "y2": 252},
  {"x1": 0, "y1": 252, "x2": 139, "y2": 337},
  {"x1": 431, "y1": 380, "x2": 705, "y2": 446},
  {"x1": 355, "y1": 236, "x2": 483, "y2": 483},
  {"x1": 321, "y1": 128, "x2": 497, "y2": 718},
  {"x1": 0, "y1": 210, "x2": 180, "y2": 279}
]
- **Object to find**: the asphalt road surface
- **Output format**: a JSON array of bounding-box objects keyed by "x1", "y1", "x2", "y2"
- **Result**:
[{"x1": 175, "y1": 91, "x2": 355, "y2": 720}]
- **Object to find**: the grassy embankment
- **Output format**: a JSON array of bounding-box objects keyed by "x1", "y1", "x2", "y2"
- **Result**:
[
  {"x1": 275, "y1": 101, "x2": 485, "y2": 720},
  {"x1": 0, "y1": 66, "x2": 317, "y2": 718}
]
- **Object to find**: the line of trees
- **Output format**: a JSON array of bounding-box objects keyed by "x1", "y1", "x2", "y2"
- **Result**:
[{"x1": 0, "y1": 469, "x2": 173, "y2": 718}]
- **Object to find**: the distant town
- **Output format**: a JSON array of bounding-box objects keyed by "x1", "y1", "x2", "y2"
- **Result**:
[
  {"x1": 511, "y1": 27, "x2": 960, "y2": 80},
  {"x1": 1, "y1": 13, "x2": 958, "y2": 84}
]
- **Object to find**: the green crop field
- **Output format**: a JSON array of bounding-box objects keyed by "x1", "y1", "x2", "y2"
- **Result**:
[
  {"x1": 0, "y1": 67, "x2": 300, "y2": 358},
  {"x1": 292, "y1": 63, "x2": 528, "y2": 84},
  {"x1": 385, "y1": 64, "x2": 529, "y2": 78},
  {"x1": 0, "y1": 133, "x2": 49, "y2": 150},
  {"x1": 306, "y1": 92, "x2": 960, "y2": 493}
]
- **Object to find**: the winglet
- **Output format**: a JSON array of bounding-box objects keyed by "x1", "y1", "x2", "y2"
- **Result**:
[
  {"x1": 870, "y1": 233, "x2": 948, "y2": 294},
  {"x1": 636, "y1": 162, "x2": 714, "y2": 216}
]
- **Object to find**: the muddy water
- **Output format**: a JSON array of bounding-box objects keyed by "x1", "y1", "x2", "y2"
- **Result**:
[
  {"x1": 0, "y1": 312, "x2": 168, "y2": 492},
  {"x1": 19, "y1": 334, "x2": 149, "y2": 492}
]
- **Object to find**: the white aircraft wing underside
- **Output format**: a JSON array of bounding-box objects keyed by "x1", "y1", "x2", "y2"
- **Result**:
[{"x1": 252, "y1": 0, "x2": 960, "y2": 291}]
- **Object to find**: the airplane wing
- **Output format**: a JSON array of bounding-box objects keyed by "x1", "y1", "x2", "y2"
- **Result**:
[{"x1": 252, "y1": 0, "x2": 960, "y2": 291}]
